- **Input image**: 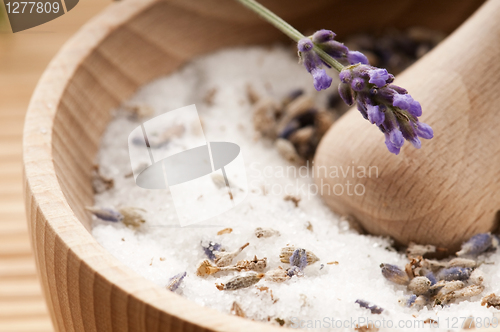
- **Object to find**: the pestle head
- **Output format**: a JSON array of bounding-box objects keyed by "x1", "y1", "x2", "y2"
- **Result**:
[{"x1": 313, "y1": 0, "x2": 500, "y2": 251}]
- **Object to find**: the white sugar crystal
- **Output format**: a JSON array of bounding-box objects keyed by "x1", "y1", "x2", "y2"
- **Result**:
[{"x1": 92, "y1": 45, "x2": 500, "y2": 331}]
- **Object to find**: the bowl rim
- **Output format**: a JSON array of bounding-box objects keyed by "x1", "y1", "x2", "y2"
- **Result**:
[{"x1": 22, "y1": 0, "x2": 284, "y2": 330}]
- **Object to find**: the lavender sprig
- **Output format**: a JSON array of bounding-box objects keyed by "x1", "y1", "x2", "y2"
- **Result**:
[{"x1": 235, "y1": 0, "x2": 434, "y2": 155}]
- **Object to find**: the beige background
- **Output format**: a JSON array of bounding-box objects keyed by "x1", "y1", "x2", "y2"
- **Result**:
[{"x1": 0, "y1": 0, "x2": 111, "y2": 330}]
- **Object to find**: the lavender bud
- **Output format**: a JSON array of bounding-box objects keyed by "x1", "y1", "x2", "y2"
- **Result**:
[
  {"x1": 85, "y1": 206, "x2": 123, "y2": 222},
  {"x1": 380, "y1": 263, "x2": 409, "y2": 285},
  {"x1": 347, "y1": 51, "x2": 369, "y2": 65},
  {"x1": 216, "y1": 272, "x2": 264, "y2": 291},
  {"x1": 166, "y1": 272, "x2": 186, "y2": 292},
  {"x1": 297, "y1": 38, "x2": 313, "y2": 52},
  {"x1": 426, "y1": 271, "x2": 437, "y2": 286},
  {"x1": 399, "y1": 294, "x2": 417, "y2": 307},
  {"x1": 367, "y1": 105, "x2": 385, "y2": 126},
  {"x1": 356, "y1": 100, "x2": 368, "y2": 120},
  {"x1": 388, "y1": 84, "x2": 407, "y2": 94},
  {"x1": 351, "y1": 77, "x2": 365, "y2": 91},
  {"x1": 338, "y1": 83, "x2": 354, "y2": 106},
  {"x1": 389, "y1": 129, "x2": 405, "y2": 149},
  {"x1": 416, "y1": 122, "x2": 434, "y2": 139},
  {"x1": 311, "y1": 68, "x2": 332, "y2": 91},
  {"x1": 409, "y1": 136, "x2": 422, "y2": 149},
  {"x1": 384, "y1": 134, "x2": 401, "y2": 155},
  {"x1": 355, "y1": 299, "x2": 384, "y2": 314},
  {"x1": 339, "y1": 70, "x2": 352, "y2": 84},
  {"x1": 457, "y1": 233, "x2": 497, "y2": 257},
  {"x1": 312, "y1": 29, "x2": 336, "y2": 43},
  {"x1": 287, "y1": 266, "x2": 302, "y2": 277},
  {"x1": 320, "y1": 40, "x2": 349, "y2": 59},
  {"x1": 201, "y1": 241, "x2": 222, "y2": 261},
  {"x1": 289, "y1": 249, "x2": 308, "y2": 271},
  {"x1": 368, "y1": 68, "x2": 390, "y2": 88},
  {"x1": 393, "y1": 93, "x2": 410, "y2": 110},
  {"x1": 438, "y1": 267, "x2": 472, "y2": 281}
]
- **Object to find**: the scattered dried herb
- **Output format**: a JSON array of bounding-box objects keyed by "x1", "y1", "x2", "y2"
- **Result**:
[{"x1": 216, "y1": 272, "x2": 264, "y2": 291}]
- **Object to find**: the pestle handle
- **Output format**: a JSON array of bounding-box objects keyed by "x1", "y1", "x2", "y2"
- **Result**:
[{"x1": 314, "y1": 0, "x2": 500, "y2": 250}]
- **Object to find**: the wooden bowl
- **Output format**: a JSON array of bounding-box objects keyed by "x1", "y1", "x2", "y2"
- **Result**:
[{"x1": 22, "y1": 0, "x2": 484, "y2": 330}]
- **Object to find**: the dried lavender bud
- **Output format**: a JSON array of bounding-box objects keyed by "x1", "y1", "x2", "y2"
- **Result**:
[
  {"x1": 438, "y1": 267, "x2": 471, "y2": 281},
  {"x1": 215, "y1": 272, "x2": 264, "y2": 291},
  {"x1": 481, "y1": 293, "x2": 500, "y2": 309},
  {"x1": 275, "y1": 138, "x2": 303, "y2": 164},
  {"x1": 380, "y1": 263, "x2": 409, "y2": 285},
  {"x1": 280, "y1": 246, "x2": 319, "y2": 265},
  {"x1": 91, "y1": 165, "x2": 114, "y2": 194},
  {"x1": 231, "y1": 301, "x2": 246, "y2": 318},
  {"x1": 265, "y1": 266, "x2": 289, "y2": 283},
  {"x1": 446, "y1": 258, "x2": 477, "y2": 268},
  {"x1": 85, "y1": 206, "x2": 123, "y2": 222},
  {"x1": 253, "y1": 98, "x2": 281, "y2": 138},
  {"x1": 118, "y1": 207, "x2": 146, "y2": 228},
  {"x1": 196, "y1": 259, "x2": 221, "y2": 277},
  {"x1": 406, "y1": 242, "x2": 436, "y2": 258},
  {"x1": 426, "y1": 271, "x2": 437, "y2": 286},
  {"x1": 254, "y1": 227, "x2": 280, "y2": 238},
  {"x1": 398, "y1": 294, "x2": 417, "y2": 307},
  {"x1": 235, "y1": 256, "x2": 267, "y2": 272},
  {"x1": 289, "y1": 249, "x2": 308, "y2": 271},
  {"x1": 146, "y1": 124, "x2": 185, "y2": 148},
  {"x1": 286, "y1": 266, "x2": 303, "y2": 277},
  {"x1": 469, "y1": 269, "x2": 484, "y2": 285},
  {"x1": 297, "y1": 39, "x2": 332, "y2": 91},
  {"x1": 408, "y1": 276, "x2": 431, "y2": 295},
  {"x1": 437, "y1": 285, "x2": 484, "y2": 305},
  {"x1": 214, "y1": 243, "x2": 249, "y2": 267},
  {"x1": 456, "y1": 233, "x2": 498, "y2": 257},
  {"x1": 201, "y1": 241, "x2": 221, "y2": 261},
  {"x1": 166, "y1": 272, "x2": 186, "y2": 292},
  {"x1": 355, "y1": 299, "x2": 384, "y2": 314}
]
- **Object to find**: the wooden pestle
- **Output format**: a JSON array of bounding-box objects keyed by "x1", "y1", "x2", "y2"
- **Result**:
[{"x1": 314, "y1": 0, "x2": 500, "y2": 251}]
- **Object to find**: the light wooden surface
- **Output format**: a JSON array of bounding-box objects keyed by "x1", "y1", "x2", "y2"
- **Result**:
[
  {"x1": 20, "y1": 0, "x2": 486, "y2": 331},
  {"x1": 0, "y1": 1, "x2": 111, "y2": 331},
  {"x1": 315, "y1": 0, "x2": 500, "y2": 251}
]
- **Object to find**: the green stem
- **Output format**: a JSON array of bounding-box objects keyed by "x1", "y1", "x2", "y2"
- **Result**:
[{"x1": 235, "y1": 0, "x2": 344, "y2": 72}]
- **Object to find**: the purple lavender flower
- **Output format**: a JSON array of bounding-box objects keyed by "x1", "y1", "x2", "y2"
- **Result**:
[
  {"x1": 337, "y1": 64, "x2": 433, "y2": 154},
  {"x1": 438, "y1": 267, "x2": 471, "y2": 281},
  {"x1": 298, "y1": 39, "x2": 332, "y2": 91},
  {"x1": 296, "y1": 29, "x2": 433, "y2": 154},
  {"x1": 85, "y1": 206, "x2": 123, "y2": 222},
  {"x1": 289, "y1": 248, "x2": 308, "y2": 271},
  {"x1": 347, "y1": 51, "x2": 369, "y2": 65},
  {"x1": 202, "y1": 241, "x2": 222, "y2": 261},
  {"x1": 368, "y1": 68, "x2": 390, "y2": 88},
  {"x1": 456, "y1": 233, "x2": 499, "y2": 256},
  {"x1": 166, "y1": 271, "x2": 186, "y2": 292},
  {"x1": 380, "y1": 263, "x2": 409, "y2": 285},
  {"x1": 355, "y1": 299, "x2": 384, "y2": 314},
  {"x1": 367, "y1": 105, "x2": 385, "y2": 126}
]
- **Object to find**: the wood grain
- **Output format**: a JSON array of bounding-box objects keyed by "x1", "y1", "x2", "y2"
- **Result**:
[
  {"x1": 315, "y1": 0, "x2": 500, "y2": 251},
  {"x1": 0, "y1": 1, "x2": 111, "y2": 332},
  {"x1": 21, "y1": 0, "x2": 485, "y2": 331}
]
